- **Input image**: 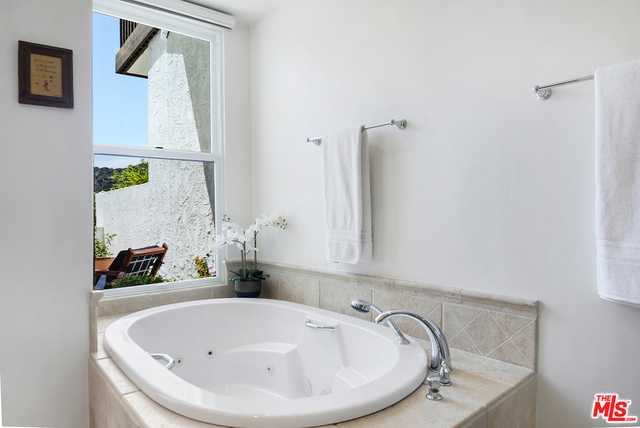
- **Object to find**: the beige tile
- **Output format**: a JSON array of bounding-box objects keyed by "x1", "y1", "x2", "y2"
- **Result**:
[
  {"x1": 93, "y1": 411, "x2": 107, "y2": 428},
  {"x1": 88, "y1": 358, "x2": 108, "y2": 424},
  {"x1": 279, "y1": 274, "x2": 320, "y2": 307},
  {"x1": 460, "y1": 289, "x2": 538, "y2": 318},
  {"x1": 89, "y1": 405, "x2": 96, "y2": 428},
  {"x1": 443, "y1": 304, "x2": 464, "y2": 339},
  {"x1": 98, "y1": 358, "x2": 139, "y2": 395},
  {"x1": 486, "y1": 340, "x2": 531, "y2": 369},
  {"x1": 402, "y1": 296, "x2": 442, "y2": 324},
  {"x1": 463, "y1": 311, "x2": 508, "y2": 356},
  {"x1": 99, "y1": 294, "x2": 153, "y2": 317},
  {"x1": 511, "y1": 322, "x2": 537, "y2": 368},
  {"x1": 260, "y1": 272, "x2": 280, "y2": 299},
  {"x1": 444, "y1": 304, "x2": 483, "y2": 329},
  {"x1": 399, "y1": 307, "x2": 442, "y2": 341},
  {"x1": 448, "y1": 330, "x2": 482, "y2": 356},
  {"x1": 395, "y1": 384, "x2": 483, "y2": 428},
  {"x1": 450, "y1": 348, "x2": 534, "y2": 388},
  {"x1": 439, "y1": 368, "x2": 512, "y2": 409},
  {"x1": 395, "y1": 296, "x2": 442, "y2": 333},
  {"x1": 90, "y1": 356, "x2": 141, "y2": 428},
  {"x1": 338, "y1": 405, "x2": 435, "y2": 428},
  {"x1": 488, "y1": 311, "x2": 533, "y2": 337},
  {"x1": 124, "y1": 391, "x2": 227, "y2": 427},
  {"x1": 96, "y1": 333, "x2": 109, "y2": 360},
  {"x1": 372, "y1": 289, "x2": 405, "y2": 311},
  {"x1": 98, "y1": 313, "x2": 130, "y2": 333},
  {"x1": 98, "y1": 286, "x2": 212, "y2": 317},
  {"x1": 487, "y1": 376, "x2": 537, "y2": 428},
  {"x1": 320, "y1": 280, "x2": 372, "y2": 320},
  {"x1": 458, "y1": 410, "x2": 487, "y2": 428},
  {"x1": 104, "y1": 380, "x2": 141, "y2": 428},
  {"x1": 211, "y1": 283, "x2": 236, "y2": 299},
  {"x1": 375, "y1": 294, "x2": 442, "y2": 342},
  {"x1": 150, "y1": 286, "x2": 212, "y2": 306}
]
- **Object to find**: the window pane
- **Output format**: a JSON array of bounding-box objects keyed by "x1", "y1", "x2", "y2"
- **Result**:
[
  {"x1": 94, "y1": 155, "x2": 216, "y2": 283},
  {"x1": 93, "y1": 12, "x2": 211, "y2": 153}
]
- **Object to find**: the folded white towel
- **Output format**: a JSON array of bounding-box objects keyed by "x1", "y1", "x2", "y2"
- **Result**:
[
  {"x1": 322, "y1": 125, "x2": 372, "y2": 264},
  {"x1": 595, "y1": 59, "x2": 640, "y2": 308}
]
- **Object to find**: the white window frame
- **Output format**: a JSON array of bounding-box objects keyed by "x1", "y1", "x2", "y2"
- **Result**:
[{"x1": 93, "y1": 0, "x2": 226, "y2": 296}]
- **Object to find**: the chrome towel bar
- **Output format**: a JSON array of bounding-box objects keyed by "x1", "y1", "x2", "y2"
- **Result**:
[
  {"x1": 533, "y1": 74, "x2": 594, "y2": 100},
  {"x1": 306, "y1": 119, "x2": 407, "y2": 145}
]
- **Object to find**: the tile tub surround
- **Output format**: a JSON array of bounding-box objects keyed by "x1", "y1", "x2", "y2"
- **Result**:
[
  {"x1": 241, "y1": 261, "x2": 539, "y2": 370},
  {"x1": 90, "y1": 314, "x2": 536, "y2": 428}
]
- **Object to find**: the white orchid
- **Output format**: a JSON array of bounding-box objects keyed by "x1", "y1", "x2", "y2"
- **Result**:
[
  {"x1": 269, "y1": 211, "x2": 287, "y2": 230},
  {"x1": 213, "y1": 212, "x2": 287, "y2": 282}
]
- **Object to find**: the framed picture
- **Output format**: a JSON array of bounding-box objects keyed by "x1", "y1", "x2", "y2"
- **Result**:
[{"x1": 18, "y1": 41, "x2": 73, "y2": 109}]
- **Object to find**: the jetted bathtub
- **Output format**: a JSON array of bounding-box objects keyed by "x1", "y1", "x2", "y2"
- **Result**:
[{"x1": 103, "y1": 298, "x2": 428, "y2": 427}]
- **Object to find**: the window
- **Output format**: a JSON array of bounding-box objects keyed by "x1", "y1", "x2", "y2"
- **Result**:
[{"x1": 93, "y1": 0, "x2": 225, "y2": 295}]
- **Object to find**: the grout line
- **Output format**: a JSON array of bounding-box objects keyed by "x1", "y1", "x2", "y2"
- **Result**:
[
  {"x1": 462, "y1": 329, "x2": 483, "y2": 356},
  {"x1": 443, "y1": 304, "x2": 464, "y2": 338},
  {"x1": 484, "y1": 334, "x2": 510, "y2": 357},
  {"x1": 511, "y1": 338, "x2": 533, "y2": 368},
  {"x1": 488, "y1": 310, "x2": 510, "y2": 339}
]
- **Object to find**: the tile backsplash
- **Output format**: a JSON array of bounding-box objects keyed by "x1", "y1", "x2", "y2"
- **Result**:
[{"x1": 250, "y1": 261, "x2": 538, "y2": 370}]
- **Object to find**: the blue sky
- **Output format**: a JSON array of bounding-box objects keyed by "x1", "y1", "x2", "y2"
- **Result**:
[{"x1": 93, "y1": 12, "x2": 147, "y2": 168}]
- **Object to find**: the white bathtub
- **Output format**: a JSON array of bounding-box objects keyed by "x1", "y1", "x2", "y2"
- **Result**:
[{"x1": 103, "y1": 298, "x2": 428, "y2": 427}]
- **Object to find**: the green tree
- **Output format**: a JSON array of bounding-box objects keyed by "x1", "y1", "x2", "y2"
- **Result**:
[{"x1": 112, "y1": 160, "x2": 149, "y2": 189}]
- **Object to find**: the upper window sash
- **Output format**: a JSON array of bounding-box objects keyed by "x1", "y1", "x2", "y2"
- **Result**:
[{"x1": 93, "y1": 143, "x2": 220, "y2": 163}]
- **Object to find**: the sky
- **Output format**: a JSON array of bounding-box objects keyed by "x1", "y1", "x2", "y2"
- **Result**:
[{"x1": 93, "y1": 12, "x2": 148, "y2": 168}]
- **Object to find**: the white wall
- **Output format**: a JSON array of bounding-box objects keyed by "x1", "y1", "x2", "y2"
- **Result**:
[
  {"x1": 0, "y1": 0, "x2": 93, "y2": 427},
  {"x1": 249, "y1": 1, "x2": 640, "y2": 426},
  {"x1": 223, "y1": 22, "x2": 254, "y2": 232}
]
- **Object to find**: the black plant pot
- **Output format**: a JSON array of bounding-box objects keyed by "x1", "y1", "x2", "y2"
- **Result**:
[{"x1": 234, "y1": 279, "x2": 262, "y2": 298}]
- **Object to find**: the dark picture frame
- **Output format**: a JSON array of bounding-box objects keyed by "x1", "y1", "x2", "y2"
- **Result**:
[{"x1": 18, "y1": 41, "x2": 74, "y2": 109}]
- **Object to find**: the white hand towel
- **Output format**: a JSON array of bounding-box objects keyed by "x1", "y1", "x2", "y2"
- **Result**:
[
  {"x1": 595, "y1": 58, "x2": 640, "y2": 307},
  {"x1": 322, "y1": 125, "x2": 372, "y2": 264}
]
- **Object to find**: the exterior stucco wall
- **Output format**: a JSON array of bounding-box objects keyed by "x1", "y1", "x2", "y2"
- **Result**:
[{"x1": 96, "y1": 31, "x2": 215, "y2": 280}]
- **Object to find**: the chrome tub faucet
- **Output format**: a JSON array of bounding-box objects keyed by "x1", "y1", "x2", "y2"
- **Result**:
[
  {"x1": 351, "y1": 299, "x2": 452, "y2": 386},
  {"x1": 375, "y1": 309, "x2": 452, "y2": 385},
  {"x1": 350, "y1": 299, "x2": 410, "y2": 345}
]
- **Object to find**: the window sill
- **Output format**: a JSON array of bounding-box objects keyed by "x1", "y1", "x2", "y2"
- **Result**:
[{"x1": 99, "y1": 276, "x2": 223, "y2": 298}]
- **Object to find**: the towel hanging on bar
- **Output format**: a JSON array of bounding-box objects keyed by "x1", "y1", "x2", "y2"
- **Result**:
[{"x1": 306, "y1": 119, "x2": 406, "y2": 145}]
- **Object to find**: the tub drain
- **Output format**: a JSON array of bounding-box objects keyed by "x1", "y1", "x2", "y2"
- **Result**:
[{"x1": 205, "y1": 348, "x2": 215, "y2": 359}]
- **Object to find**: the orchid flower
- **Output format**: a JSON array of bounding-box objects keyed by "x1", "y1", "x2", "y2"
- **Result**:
[{"x1": 213, "y1": 212, "x2": 287, "y2": 281}]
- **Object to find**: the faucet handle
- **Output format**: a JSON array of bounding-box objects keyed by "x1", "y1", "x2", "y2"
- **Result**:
[
  {"x1": 426, "y1": 375, "x2": 442, "y2": 401},
  {"x1": 438, "y1": 361, "x2": 452, "y2": 386}
]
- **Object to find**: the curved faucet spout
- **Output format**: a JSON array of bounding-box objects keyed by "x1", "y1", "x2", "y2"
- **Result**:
[
  {"x1": 375, "y1": 309, "x2": 452, "y2": 373},
  {"x1": 350, "y1": 300, "x2": 410, "y2": 345}
]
